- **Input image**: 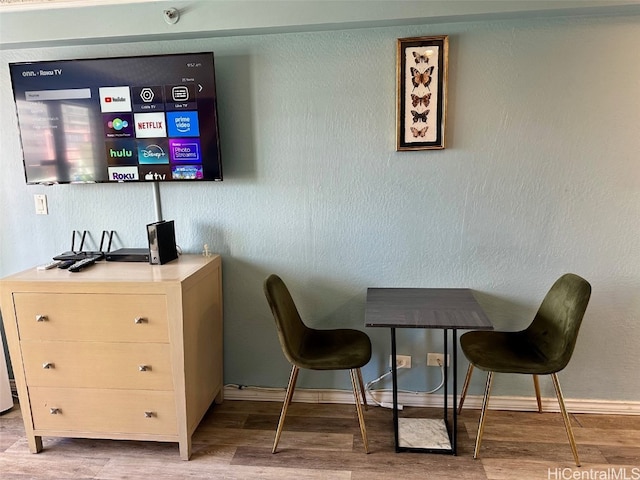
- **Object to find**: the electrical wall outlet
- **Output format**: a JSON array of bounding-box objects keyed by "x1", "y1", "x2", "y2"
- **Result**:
[
  {"x1": 389, "y1": 354, "x2": 412, "y2": 369},
  {"x1": 427, "y1": 352, "x2": 449, "y2": 367}
]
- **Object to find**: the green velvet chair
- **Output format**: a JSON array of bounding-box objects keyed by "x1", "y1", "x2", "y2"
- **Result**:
[
  {"x1": 263, "y1": 274, "x2": 372, "y2": 453},
  {"x1": 458, "y1": 273, "x2": 591, "y2": 466}
]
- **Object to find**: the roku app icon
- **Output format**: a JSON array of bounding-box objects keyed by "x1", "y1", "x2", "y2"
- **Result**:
[{"x1": 108, "y1": 166, "x2": 139, "y2": 182}]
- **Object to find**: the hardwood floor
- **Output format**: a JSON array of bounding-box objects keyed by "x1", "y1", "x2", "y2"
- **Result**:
[{"x1": 1, "y1": 398, "x2": 639, "y2": 479}]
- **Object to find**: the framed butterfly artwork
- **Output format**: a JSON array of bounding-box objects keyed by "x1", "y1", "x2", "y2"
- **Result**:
[{"x1": 396, "y1": 35, "x2": 448, "y2": 150}]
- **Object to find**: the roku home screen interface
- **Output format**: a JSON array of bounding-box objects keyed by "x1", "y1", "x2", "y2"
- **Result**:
[{"x1": 10, "y1": 53, "x2": 221, "y2": 183}]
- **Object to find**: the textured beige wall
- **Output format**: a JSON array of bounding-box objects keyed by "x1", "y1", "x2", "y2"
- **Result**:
[{"x1": 1, "y1": 7, "x2": 638, "y2": 401}]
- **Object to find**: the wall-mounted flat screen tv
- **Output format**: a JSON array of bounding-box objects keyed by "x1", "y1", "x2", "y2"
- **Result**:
[{"x1": 9, "y1": 52, "x2": 222, "y2": 184}]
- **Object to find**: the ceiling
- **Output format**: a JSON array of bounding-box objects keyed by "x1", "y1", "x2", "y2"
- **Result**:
[{"x1": 2, "y1": 0, "x2": 639, "y2": 49}]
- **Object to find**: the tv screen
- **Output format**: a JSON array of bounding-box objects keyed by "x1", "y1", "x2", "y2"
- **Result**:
[{"x1": 9, "y1": 52, "x2": 222, "y2": 184}]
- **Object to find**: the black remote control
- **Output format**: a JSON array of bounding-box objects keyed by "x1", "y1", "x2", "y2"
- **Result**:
[
  {"x1": 57, "y1": 260, "x2": 76, "y2": 269},
  {"x1": 68, "y1": 256, "x2": 97, "y2": 272}
]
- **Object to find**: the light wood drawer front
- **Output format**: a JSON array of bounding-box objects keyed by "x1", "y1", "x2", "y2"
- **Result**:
[
  {"x1": 30, "y1": 387, "x2": 177, "y2": 436},
  {"x1": 22, "y1": 342, "x2": 173, "y2": 390},
  {"x1": 14, "y1": 293, "x2": 168, "y2": 342}
]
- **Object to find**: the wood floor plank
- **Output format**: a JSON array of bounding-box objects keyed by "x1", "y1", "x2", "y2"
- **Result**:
[
  {"x1": 203, "y1": 399, "x2": 283, "y2": 416},
  {"x1": 573, "y1": 427, "x2": 640, "y2": 447},
  {"x1": 242, "y1": 412, "x2": 392, "y2": 435},
  {"x1": 199, "y1": 411, "x2": 249, "y2": 429},
  {"x1": 2, "y1": 399, "x2": 639, "y2": 479},
  {"x1": 192, "y1": 426, "x2": 355, "y2": 451},
  {"x1": 232, "y1": 445, "x2": 488, "y2": 480},
  {"x1": 0, "y1": 405, "x2": 25, "y2": 431},
  {"x1": 5, "y1": 436, "x2": 184, "y2": 459},
  {"x1": 475, "y1": 439, "x2": 607, "y2": 464},
  {"x1": 459, "y1": 408, "x2": 580, "y2": 427},
  {"x1": 574, "y1": 413, "x2": 640, "y2": 430},
  {"x1": 0, "y1": 453, "x2": 108, "y2": 479},
  {"x1": 0, "y1": 431, "x2": 21, "y2": 452},
  {"x1": 94, "y1": 452, "x2": 351, "y2": 480},
  {"x1": 463, "y1": 421, "x2": 640, "y2": 447},
  {"x1": 597, "y1": 445, "x2": 640, "y2": 464},
  {"x1": 209, "y1": 399, "x2": 360, "y2": 419},
  {"x1": 483, "y1": 458, "x2": 640, "y2": 480}
]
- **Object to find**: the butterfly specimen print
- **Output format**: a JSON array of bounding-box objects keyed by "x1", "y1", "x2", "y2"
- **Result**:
[
  {"x1": 411, "y1": 93, "x2": 431, "y2": 108},
  {"x1": 411, "y1": 110, "x2": 429, "y2": 123},
  {"x1": 412, "y1": 51, "x2": 430, "y2": 64},
  {"x1": 397, "y1": 36, "x2": 447, "y2": 150},
  {"x1": 410, "y1": 66, "x2": 434, "y2": 91},
  {"x1": 410, "y1": 126, "x2": 428, "y2": 138}
]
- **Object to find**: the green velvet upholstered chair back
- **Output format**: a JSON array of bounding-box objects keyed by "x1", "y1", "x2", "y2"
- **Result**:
[
  {"x1": 264, "y1": 274, "x2": 311, "y2": 368},
  {"x1": 522, "y1": 273, "x2": 591, "y2": 373}
]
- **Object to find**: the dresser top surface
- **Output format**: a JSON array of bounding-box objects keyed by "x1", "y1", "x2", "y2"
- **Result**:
[{"x1": 1, "y1": 254, "x2": 219, "y2": 285}]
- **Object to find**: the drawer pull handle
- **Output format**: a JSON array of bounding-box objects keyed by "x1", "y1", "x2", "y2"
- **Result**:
[
  {"x1": 144, "y1": 411, "x2": 155, "y2": 418},
  {"x1": 138, "y1": 365, "x2": 152, "y2": 372},
  {"x1": 42, "y1": 362, "x2": 55, "y2": 369},
  {"x1": 50, "y1": 408, "x2": 61, "y2": 415},
  {"x1": 134, "y1": 317, "x2": 148, "y2": 324},
  {"x1": 36, "y1": 314, "x2": 48, "y2": 322}
]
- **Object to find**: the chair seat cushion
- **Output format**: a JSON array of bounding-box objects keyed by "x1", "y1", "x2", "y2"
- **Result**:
[
  {"x1": 460, "y1": 330, "x2": 561, "y2": 375},
  {"x1": 295, "y1": 328, "x2": 372, "y2": 370}
]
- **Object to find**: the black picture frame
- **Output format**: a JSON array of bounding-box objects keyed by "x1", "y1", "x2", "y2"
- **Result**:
[{"x1": 396, "y1": 35, "x2": 449, "y2": 151}]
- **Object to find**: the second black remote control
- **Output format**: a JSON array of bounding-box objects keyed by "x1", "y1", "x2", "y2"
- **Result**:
[{"x1": 68, "y1": 257, "x2": 97, "y2": 272}]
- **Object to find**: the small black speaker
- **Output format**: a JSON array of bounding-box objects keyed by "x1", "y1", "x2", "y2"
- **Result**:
[{"x1": 147, "y1": 220, "x2": 178, "y2": 265}]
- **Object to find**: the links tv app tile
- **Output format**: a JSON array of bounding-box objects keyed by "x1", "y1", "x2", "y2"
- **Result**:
[{"x1": 131, "y1": 85, "x2": 165, "y2": 112}]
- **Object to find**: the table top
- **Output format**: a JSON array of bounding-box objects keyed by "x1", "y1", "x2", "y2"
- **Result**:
[{"x1": 365, "y1": 288, "x2": 493, "y2": 330}]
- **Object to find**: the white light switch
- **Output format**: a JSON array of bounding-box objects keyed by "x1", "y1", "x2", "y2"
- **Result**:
[{"x1": 34, "y1": 194, "x2": 48, "y2": 215}]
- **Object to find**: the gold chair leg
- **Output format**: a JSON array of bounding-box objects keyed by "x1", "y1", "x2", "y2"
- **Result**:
[
  {"x1": 356, "y1": 368, "x2": 368, "y2": 411},
  {"x1": 533, "y1": 374, "x2": 543, "y2": 413},
  {"x1": 458, "y1": 364, "x2": 474, "y2": 414},
  {"x1": 474, "y1": 371, "x2": 494, "y2": 459},
  {"x1": 551, "y1": 373, "x2": 580, "y2": 467},
  {"x1": 272, "y1": 365, "x2": 299, "y2": 454},
  {"x1": 350, "y1": 368, "x2": 369, "y2": 453}
]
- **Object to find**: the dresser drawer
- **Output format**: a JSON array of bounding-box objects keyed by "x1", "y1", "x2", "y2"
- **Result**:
[
  {"x1": 30, "y1": 387, "x2": 177, "y2": 436},
  {"x1": 21, "y1": 341, "x2": 173, "y2": 390},
  {"x1": 13, "y1": 293, "x2": 168, "y2": 342}
]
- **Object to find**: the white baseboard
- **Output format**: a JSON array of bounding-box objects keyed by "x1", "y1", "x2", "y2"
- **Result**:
[
  {"x1": 223, "y1": 385, "x2": 640, "y2": 416},
  {"x1": 11, "y1": 379, "x2": 639, "y2": 415}
]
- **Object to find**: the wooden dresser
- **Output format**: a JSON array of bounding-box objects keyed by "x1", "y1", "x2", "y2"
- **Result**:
[{"x1": 0, "y1": 254, "x2": 223, "y2": 460}]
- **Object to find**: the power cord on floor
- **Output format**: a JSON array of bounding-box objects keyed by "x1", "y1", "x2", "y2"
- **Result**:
[
  {"x1": 365, "y1": 358, "x2": 446, "y2": 410},
  {"x1": 224, "y1": 383, "x2": 360, "y2": 396},
  {"x1": 224, "y1": 358, "x2": 446, "y2": 410}
]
